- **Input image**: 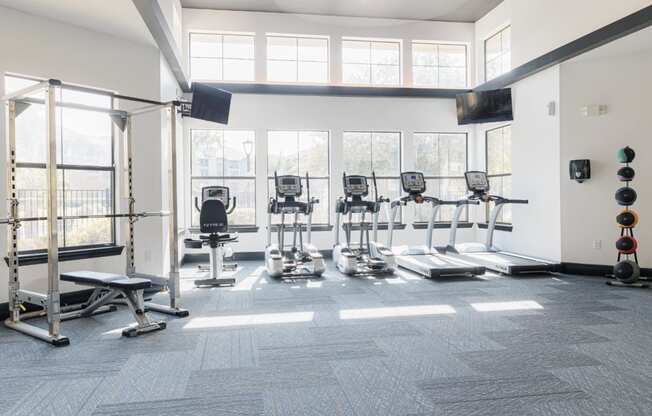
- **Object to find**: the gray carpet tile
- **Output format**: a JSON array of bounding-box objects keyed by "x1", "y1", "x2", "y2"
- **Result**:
[
  {"x1": 1, "y1": 262, "x2": 652, "y2": 416},
  {"x1": 484, "y1": 326, "x2": 610, "y2": 347},
  {"x1": 91, "y1": 395, "x2": 265, "y2": 416},
  {"x1": 263, "y1": 385, "x2": 356, "y2": 416},
  {"x1": 456, "y1": 346, "x2": 602, "y2": 375}
]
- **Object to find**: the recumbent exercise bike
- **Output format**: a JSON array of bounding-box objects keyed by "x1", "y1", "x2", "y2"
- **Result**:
[{"x1": 184, "y1": 186, "x2": 239, "y2": 287}]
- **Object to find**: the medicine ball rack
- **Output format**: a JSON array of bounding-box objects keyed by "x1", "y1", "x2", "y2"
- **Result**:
[
  {"x1": 1, "y1": 79, "x2": 189, "y2": 345},
  {"x1": 608, "y1": 146, "x2": 647, "y2": 288}
]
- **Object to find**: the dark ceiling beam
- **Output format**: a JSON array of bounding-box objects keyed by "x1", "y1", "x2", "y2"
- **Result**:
[
  {"x1": 475, "y1": 4, "x2": 652, "y2": 91},
  {"x1": 133, "y1": 0, "x2": 192, "y2": 92}
]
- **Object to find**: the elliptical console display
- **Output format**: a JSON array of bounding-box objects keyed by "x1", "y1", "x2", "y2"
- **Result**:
[
  {"x1": 401, "y1": 172, "x2": 426, "y2": 194},
  {"x1": 276, "y1": 175, "x2": 302, "y2": 198}
]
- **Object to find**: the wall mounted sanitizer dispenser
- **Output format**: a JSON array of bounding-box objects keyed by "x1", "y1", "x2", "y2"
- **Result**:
[{"x1": 569, "y1": 159, "x2": 591, "y2": 183}]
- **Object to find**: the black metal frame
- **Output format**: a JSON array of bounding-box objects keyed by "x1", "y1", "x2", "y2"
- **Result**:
[
  {"x1": 266, "y1": 130, "x2": 331, "y2": 226},
  {"x1": 484, "y1": 124, "x2": 512, "y2": 225},
  {"x1": 189, "y1": 128, "x2": 257, "y2": 227}
]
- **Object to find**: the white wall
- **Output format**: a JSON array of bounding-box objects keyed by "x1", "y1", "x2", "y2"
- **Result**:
[
  {"x1": 184, "y1": 93, "x2": 478, "y2": 253},
  {"x1": 474, "y1": 0, "x2": 651, "y2": 84},
  {"x1": 474, "y1": 66, "x2": 562, "y2": 261},
  {"x1": 0, "y1": 6, "x2": 175, "y2": 302},
  {"x1": 560, "y1": 52, "x2": 652, "y2": 266},
  {"x1": 183, "y1": 8, "x2": 475, "y2": 87}
]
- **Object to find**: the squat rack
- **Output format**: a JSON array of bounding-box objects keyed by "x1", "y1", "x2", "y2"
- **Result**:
[{"x1": 2, "y1": 79, "x2": 188, "y2": 345}]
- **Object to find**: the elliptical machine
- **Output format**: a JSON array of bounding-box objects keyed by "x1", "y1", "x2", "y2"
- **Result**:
[
  {"x1": 265, "y1": 172, "x2": 325, "y2": 278},
  {"x1": 184, "y1": 186, "x2": 238, "y2": 287},
  {"x1": 333, "y1": 172, "x2": 395, "y2": 275}
]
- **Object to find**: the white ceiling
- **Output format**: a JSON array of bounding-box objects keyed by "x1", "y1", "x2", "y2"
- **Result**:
[
  {"x1": 180, "y1": 0, "x2": 504, "y2": 22},
  {"x1": 0, "y1": 0, "x2": 155, "y2": 46}
]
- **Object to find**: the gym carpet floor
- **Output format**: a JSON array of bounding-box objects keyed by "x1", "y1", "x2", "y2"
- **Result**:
[{"x1": 1, "y1": 261, "x2": 652, "y2": 416}]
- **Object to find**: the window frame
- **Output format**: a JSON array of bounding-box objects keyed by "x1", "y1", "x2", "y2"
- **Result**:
[
  {"x1": 266, "y1": 34, "x2": 330, "y2": 84},
  {"x1": 484, "y1": 25, "x2": 511, "y2": 82},
  {"x1": 342, "y1": 130, "x2": 403, "y2": 224},
  {"x1": 189, "y1": 128, "x2": 257, "y2": 228},
  {"x1": 341, "y1": 38, "x2": 402, "y2": 86},
  {"x1": 189, "y1": 31, "x2": 256, "y2": 82},
  {"x1": 412, "y1": 132, "x2": 469, "y2": 225},
  {"x1": 5, "y1": 74, "x2": 117, "y2": 254},
  {"x1": 485, "y1": 124, "x2": 512, "y2": 225},
  {"x1": 411, "y1": 41, "x2": 468, "y2": 88},
  {"x1": 266, "y1": 130, "x2": 331, "y2": 226}
]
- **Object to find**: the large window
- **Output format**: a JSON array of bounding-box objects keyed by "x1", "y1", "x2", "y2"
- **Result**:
[
  {"x1": 342, "y1": 132, "x2": 401, "y2": 222},
  {"x1": 342, "y1": 39, "x2": 401, "y2": 86},
  {"x1": 190, "y1": 130, "x2": 256, "y2": 227},
  {"x1": 189, "y1": 33, "x2": 255, "y2": 81},
  {"x1": 486, "y1": 125, "x2": 512, "y2": 223},
  {"x1": 413, "y1": 133, "x2": 468, "y2": 223},
  {"x1": 485, "y1": 26, "x2": 511, "y2": 81},
  {"x1": 4, "y1": 75, "x2": 115, "y2": 252},
  {"x1": 267, "y1": 35, "x2": 329, "y2": 83},
  {"x1": 267, "y1": 131, "x2": 330, "y2": 225},
  {"x1": 412, "y1": 43, "x2": 467, "y2": 88}
]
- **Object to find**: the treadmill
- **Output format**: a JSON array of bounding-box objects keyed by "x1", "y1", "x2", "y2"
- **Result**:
[
  {"x1": 443, "y1": 171, "x2": 559, "y2": 275},
  {"x1": 386, "y1": 172, "x2": 485, "y2": 278}
]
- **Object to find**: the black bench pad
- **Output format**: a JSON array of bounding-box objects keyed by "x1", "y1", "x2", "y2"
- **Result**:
[{"x1": 61, "y1": 271, "x2": 152, "y2": 290}]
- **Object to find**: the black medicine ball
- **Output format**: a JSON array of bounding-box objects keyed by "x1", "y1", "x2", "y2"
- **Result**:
[
  {"x1": 615, "y1": 187, "x2": 637, "y2": 206},
  {"x1": 615, "y1": 236, "x2": 637, "y2": 254},
  {"x1": 617, "y1": 166, "x2": 635, "y2": 182},
  {"x1": 613, "y1": 260, "x2": 640, "y2": 283},
  {"x1": 616, "y1": 210, "x2": 638, "y2": 228},
  {"x1": 617, "y1": 146, "x2": 636, "y2": 163}
]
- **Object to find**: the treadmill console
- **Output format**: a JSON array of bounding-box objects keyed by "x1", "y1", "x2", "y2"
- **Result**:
[
  {"x1": 343, "y1": 175, "x2": 369, "y2": 197},
  {"x1": 401, "y1": 172, "x2": 426, "y2": 194},
  {"x1": 202, "y1": 186, "x2": 229, "y2": 204},
  {"x1": 465, "y1": 171, "x2": 490, "y2": 193},
  {"x1": 276, "y1": 175, "x2": 302, "y2": 197}
]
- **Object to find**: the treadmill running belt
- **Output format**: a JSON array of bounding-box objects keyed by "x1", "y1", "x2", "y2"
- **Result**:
[{"x1": 396, "y1": 254, "x2": 485, "y2": 278}]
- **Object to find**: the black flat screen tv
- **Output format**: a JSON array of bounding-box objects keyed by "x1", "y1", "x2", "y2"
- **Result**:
[{"x1": 456, "y1": 88, "x2": 513, "y2": 125}]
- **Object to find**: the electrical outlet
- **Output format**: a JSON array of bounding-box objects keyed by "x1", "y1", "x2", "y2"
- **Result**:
[{"x1": 592, "y1": 240, "x2": 602, "y2": 250}]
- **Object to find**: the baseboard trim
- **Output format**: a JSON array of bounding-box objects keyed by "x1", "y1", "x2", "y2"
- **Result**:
[
  {"x1": 560, "y1": 262, "x2": 652, "y2": 277},
  {"x1": 182, "y1": 249, "x2": 334, "y2": 264},
  {"x1": 0, "y1": 288, "x2": 95, "y2": 322}
]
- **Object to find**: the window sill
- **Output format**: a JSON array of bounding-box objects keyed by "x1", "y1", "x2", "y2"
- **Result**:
[
  {"x1": 412, "y1": 222, "x2": 474, "y2": 230},
  {"x1": 189, "y1": 225, "x2": 260, "y2": 234},
  {"x1": 5, "y1": 245, "x2": 125, "y2": 267},
  {"x1": 340, "y1": 223, "x2": 407, "y2": 231},
  {"x1": 477, "y1": 223, "x2": 513, "y2": 232},
  {"x1": 269, "y1": 224, "x2": 334, "y2": 232}
]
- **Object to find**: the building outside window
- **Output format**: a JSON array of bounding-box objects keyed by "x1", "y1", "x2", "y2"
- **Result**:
[
  {"x1": 267, "y1": 35, "x2": 329, "y2": 83},
  {"x1": 267, "y1": 131, "x2": 330, "y2": 225},
  {"x1": 485, "y1": 26, "x2": 511, "y2": 81},
  {"x1": 486, "y1": 124, "x2": 512, "y2": 223},
  {"x1": 190, "y1": 130, "x2": 256, "y2": 226},
  {"x1": 342, "y1": 131, "x2": 401, "y2": 222},
  {"x1": 342, "y1": 39, "x2": 401, "y2": 86},
  {"x1": 4, "y1": 75, "x2": 115, "y2": 251},
  {"x1": 413, "y1": 133, "x2": 468, "y2": 223},
  {"x1": 189, "y1": 32, "x2": 255, "y2": 81},
  {"x1": 412, "y1": 42, "x2": 467, "y2": 88}
]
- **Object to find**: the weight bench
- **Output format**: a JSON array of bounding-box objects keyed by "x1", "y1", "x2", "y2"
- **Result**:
[{"x1": 60, "y1": 271, "x2": 166, "y2": 337}]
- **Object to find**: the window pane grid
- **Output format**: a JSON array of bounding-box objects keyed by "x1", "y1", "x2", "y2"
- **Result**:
[
  {"x1": 412, "y1": 43, "x2": 467, "y2": 88},
  {"x1": 267, "y1": 35, "x2": 329, "y2": 83},
  {"x1": 190, "y1": 129, "x2": 256, "y2": 226},
  {"x1": 343, "y1": 40, "x2": 400, "y2": 86},
  {"x1": 190, "y1": 33, "x2": 255, "y2": 81},
  {"x1": 5, "y1": 75, "x2": 116, "y2": 251},
  {"x1": 267, "y1": 131, "x2": 330, "y2": 225},
  {"x1": 484, "y1": 26, "x2": 511, "y2": 81},
  {"x1": 486, "y1": 125, "x2": 512, "y2": 223}
]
